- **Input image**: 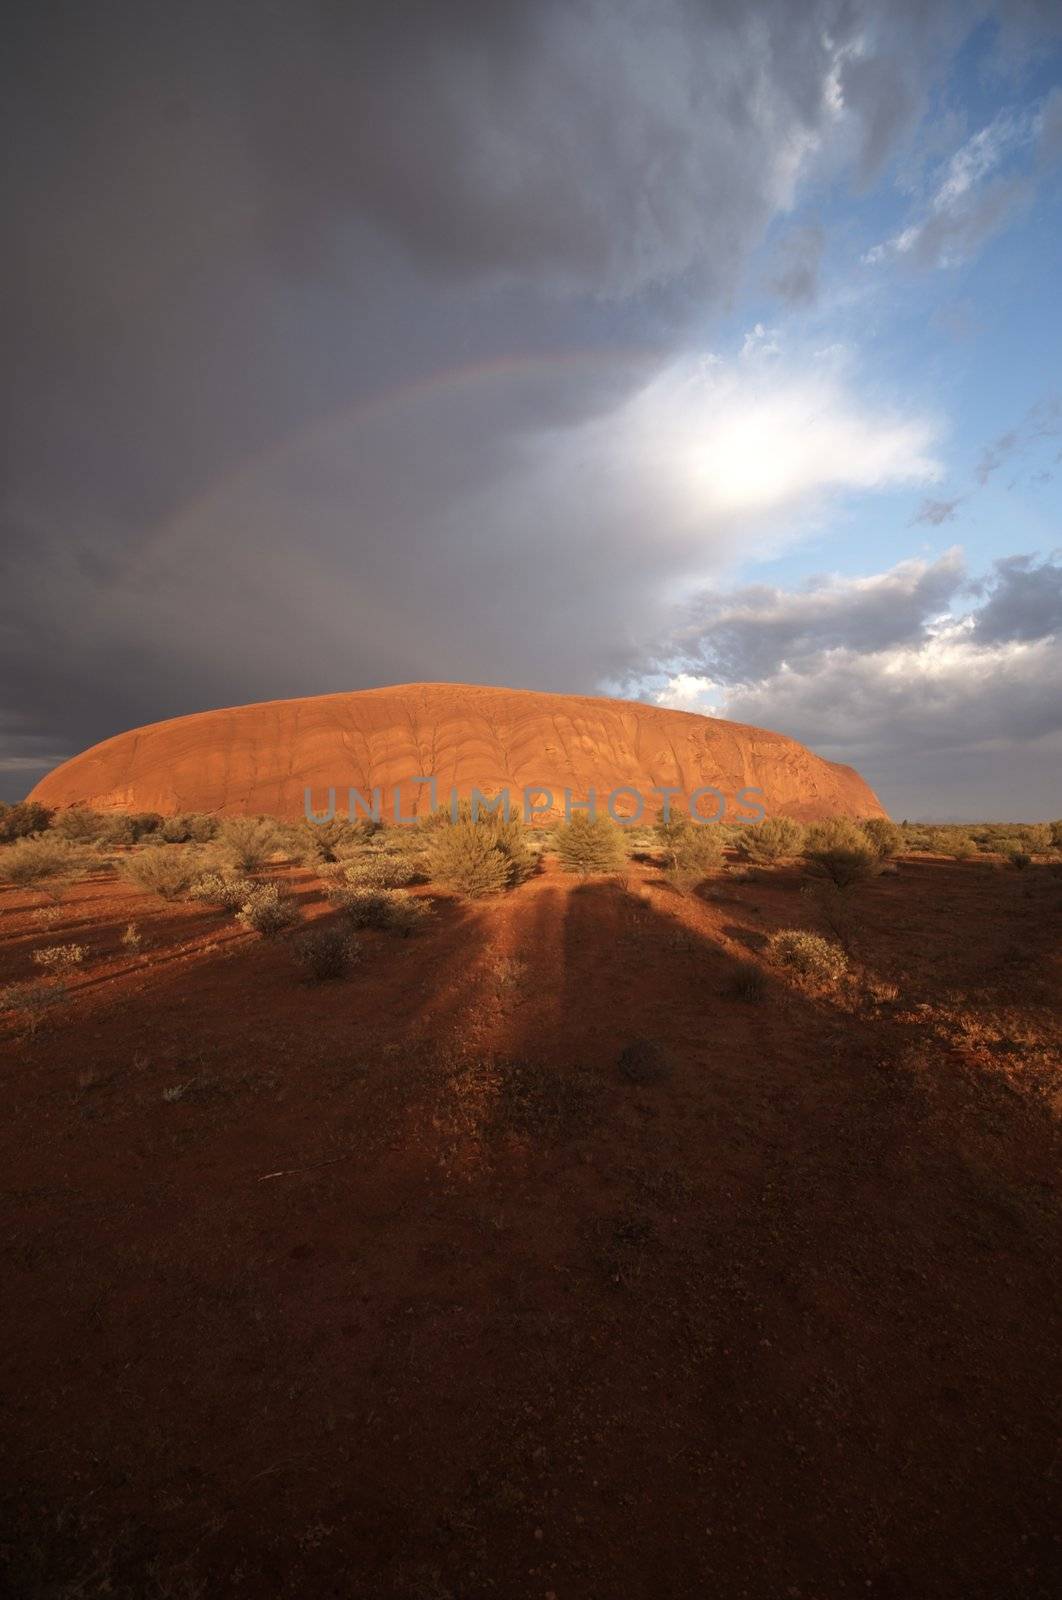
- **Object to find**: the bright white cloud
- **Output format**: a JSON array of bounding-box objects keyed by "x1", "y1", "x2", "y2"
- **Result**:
[
  {"x1": 652, "y1": 673, "x2": 723, "y2": 714},
  {"x1": 540, "y1": 346, "x2": 941, "y2": 537}
]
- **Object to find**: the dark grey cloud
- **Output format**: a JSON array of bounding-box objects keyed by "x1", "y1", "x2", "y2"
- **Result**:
[
  {"x1": 657, "y1": 551, "x2": 965, "y2": 686},
  {"x1": 641, "y1": 551, "x2": 1062, "y2": 819},
  {"x1": 970, "y1": 552, "x2": 1062, "y2": 642}
]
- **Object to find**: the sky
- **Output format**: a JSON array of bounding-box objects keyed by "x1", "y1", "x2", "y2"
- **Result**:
[{"x1": 2, "y1": 0, "x2": 1061, "y2": 820}]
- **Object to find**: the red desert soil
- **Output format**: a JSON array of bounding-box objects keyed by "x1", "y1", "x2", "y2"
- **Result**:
[
  {"x1": 27, "y1": 682, "x2": 885, "y2": 823},
  {"x1": 1, "y1": 849, "x2": 1060, "y2": 1597}
]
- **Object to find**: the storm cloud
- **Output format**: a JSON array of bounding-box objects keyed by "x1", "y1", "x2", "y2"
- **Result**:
[
  {"x1": 648, "y1": 551, "x2": 1062, "y2": 817},
  {"x1": 2, "y1": 1, "x2": 1058, "y2": 818}
]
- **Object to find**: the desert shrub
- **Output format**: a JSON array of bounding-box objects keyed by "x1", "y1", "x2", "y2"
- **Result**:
[
  {"x1": 120, "y1": 846, "x2": 202, "y2": 900},
  {"x1": 0, "y1": 835, "x2": 84, "y2": 897},
  {"x1": 861, "y1": 817, "x2": 904, "y2": 859},
  {"x1": 766, "y1": 928, "x2": 848, "y2": 985},
  {"x1": 236, "y1": 882, "x2": 301, "y2": 937},
  {"x1": 616, "y1": 1039, "x2": 674, "y2": 1084},
  {"x1": 653, "y1": 817, "x2": 687, "y2": 859},
  {"x1": 159, "y1": 815, "x2": 191, "y2": 844},
  {"x1": 1050, "y1": 819, "x2": 1062, "y2": 849},
  {"x1": 294, "y1": 817, "x2": 381, "y2": 864},
  {"x1": 0, "y1": 801, "x2": 54, "y2": 842},
  {"x1": 1019, "y1": 823, "x2": 1052, "y2": 853},
  {"x1": 95, "y1": 811, "x2": 163, "y2": 846},
  {"x1": 214, "y1": 816, "x2": 285, "y2": 872},
  {"x1": 121, "y1": 922, "x2": 142, "y2": 952},
  {"x1": 654, "y1": 818, "x2": 724, "y2": 887},
  {"x1": 32, "y1": 943, "x2": 86, "y2": 973},
  {"x1": 727, "y1": 960, "x2": 767, "y2": 1002},
  {"x1": 1005, "y1": 848, "x2": 1032, "y2": 871},
  {"x1": 328, "y1": 886, "x2": 390, "y2": 927},
  {"x1": 921, "y1": 826, "x2": 970, "y2": 859},
  {"x1": 381, "y1": 892, "x2": 433, "y2": 935},
  {"x1": 808, "y1": 848, "x2": 879, "y2": 888},
  {"x1": 341, "y1": 854, "x2": 419, "y2": 890},
  {"x1": 803, "y1": 817, "x2": 879, "y2": 888},
  {"x1": 292, "y1": 818, "x2": 355, "y2": 865},
  {"x1": 329, "y1": 885, "x2": 431, "y2": 934},
  {"x1": 52, "y1": 807, "x2": 108, "y2": 843},
  {"x1": 31, "y1": 905, "x2": 64, "y2": 928},
  {"x1": 131, "y1": 812, "x2": 163, "y2": 837},
  {"x1": 555, "y1": 813, "x2": 628, "y2": 876},
  {"x1": 291, "y1": 926, "x2": 358, "y2": 981},
  {"x1": 428, "y1": 815, "x2": 533, "y2": 897},
  {"x1": 739, "y1": 815, "x2": 806, "y2": 863},
  {"x1": 96, "y1": 815, "x2": 138, "y2": 846},
  {"x1": 187, "y1": 870, "x2": 255, "y2": 911},
  {"x1": 0, "y1": 978, "x2": 68, "y2": 1036},
  {"x1": 159, "y1": 813, "x2": 219, "y2": 844},
  {"x1": 428, "y1": 826, "x2": 511, "y2": 898},
  {"x1": 669, "y1": 829, "x2": 724, "y2": 887},
  {"x1": 805, "y1": 817, "x2": 873, "y2": 854}
]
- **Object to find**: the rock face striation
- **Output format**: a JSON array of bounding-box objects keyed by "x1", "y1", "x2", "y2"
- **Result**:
[{"x1": 29, "y1": 683, "x2": 886, "y2": 823}]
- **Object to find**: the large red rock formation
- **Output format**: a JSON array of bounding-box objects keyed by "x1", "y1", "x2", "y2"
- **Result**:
[{"x1": 28, "y1": 683, "x2": 886, "y2": 823}]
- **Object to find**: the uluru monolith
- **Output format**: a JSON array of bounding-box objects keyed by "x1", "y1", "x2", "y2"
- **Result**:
[{"x1": 28, "y1": 683, "x2": 886, "y2": 823}]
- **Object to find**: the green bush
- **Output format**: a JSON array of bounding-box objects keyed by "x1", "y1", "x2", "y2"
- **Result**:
[
  {"x1": 805, "y1": 817, "x2": 872, "y2": 853},
  {"x1": 0, "y1": 836, "x2": 84, "y2": 897},
  {"x1": 429, "y1": 815, "x2": 532, "y2": 897},
  {"x1": 861, "y1": 817, "x2": 904, "y2": 859},
  {"x1": 655, "y1": 817, "x2": 724, "y2": 887},
  {"x1": 214, "y1": 817, "x2": 285, "y2": 872},
  {"x1": 236, "y1": 882, "x2": 301, "y2": 937},
  {"x1": 740, "y1": 815, "x2": 806, "y2": 863},
  {"x1": 120, "y1": 847, "x2": 202, "y2": 900},
  {"x1": 291, "y1": 927, "x2": 358, "y2": 981},
  {"x1": 804, "y1": 817, "x2": 879, "y2": 888},
  {"x1": 555, "y1": 813, "x2": 628, "y2": 876},
  {"x1": 0, "y1": 801, "x2": 54, "y2": 842},
  {"x1": 766, "y1": 929, "x2": 848, "y2": 985},
  {"x1": 428, "y1": 826, "x2": 512, "y2": 898}
]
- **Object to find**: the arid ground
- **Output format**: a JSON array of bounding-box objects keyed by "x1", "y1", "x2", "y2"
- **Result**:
[{"x1": 2, "y1": 849, "x2": 1060, "y2": 1598}]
